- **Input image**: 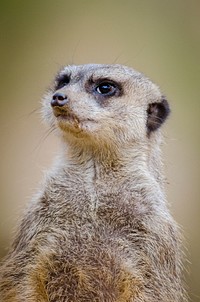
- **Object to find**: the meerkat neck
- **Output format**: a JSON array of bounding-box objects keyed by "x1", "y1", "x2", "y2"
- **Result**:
[
  {"x1": 51, "y1": 140, "x2": 167, "y2": 213},
  {"x1": 59, "y1": 137, "x2": 164, "y2": 188}
]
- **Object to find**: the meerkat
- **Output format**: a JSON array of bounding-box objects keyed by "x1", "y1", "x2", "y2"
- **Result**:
[{"x1": 0, "y1": 64, "x2": 186, "y2": 302}]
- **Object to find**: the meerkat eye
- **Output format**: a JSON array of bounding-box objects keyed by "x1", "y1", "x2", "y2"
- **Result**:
[
  {"x1": 55, "y1": 74, "x2": 70, "y2": 90},
  {"x1": 96, "y1": 82, "x2": 117, "y2": 96}
]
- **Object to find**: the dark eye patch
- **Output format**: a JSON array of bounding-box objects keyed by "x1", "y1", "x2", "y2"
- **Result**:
[{"x1": 55, "y1": 74, "x2": 70, "y2": 90}]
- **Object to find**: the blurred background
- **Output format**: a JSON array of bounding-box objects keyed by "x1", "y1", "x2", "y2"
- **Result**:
[{"x1": 0, "y1": 0, "x2": 199, "y2": 300}]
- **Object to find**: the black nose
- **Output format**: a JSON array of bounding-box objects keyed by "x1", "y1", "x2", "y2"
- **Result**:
[{"x1": 51, "y1": 92, "x2": 68, "y2": 107}]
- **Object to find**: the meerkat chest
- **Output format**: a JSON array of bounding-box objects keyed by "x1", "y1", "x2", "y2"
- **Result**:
[{"x1": 45, "y1": 168, "x2": 146, "y2": 232}]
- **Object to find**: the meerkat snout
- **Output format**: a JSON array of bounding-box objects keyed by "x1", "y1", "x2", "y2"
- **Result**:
[{"x1": 51, "y1": 92, "x2": 68, "y2": 107}]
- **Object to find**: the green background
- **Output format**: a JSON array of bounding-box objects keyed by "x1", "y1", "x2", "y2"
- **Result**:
[{"x1": 0, "y1": 1, "x2": 200, "y2": 300}]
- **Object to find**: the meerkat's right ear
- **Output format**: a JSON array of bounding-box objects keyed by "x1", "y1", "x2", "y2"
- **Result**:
[{"x1": 147, "y1": 97, "x2": 170, "y2": 134}]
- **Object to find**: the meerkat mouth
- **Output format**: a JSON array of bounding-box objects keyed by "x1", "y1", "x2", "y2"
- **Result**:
[
  {"x1": 56, "y1": 112, "x2": 79, "y2": 124},
  {"x1": 53, "y1": 107, "x2": 80, "y2": 124},
  {"x1": 53, "y1": 107, "x2": 97, "y2": 128},
  {"x1": 53, "y1": 107, "x2": 80, "y2": 130}
]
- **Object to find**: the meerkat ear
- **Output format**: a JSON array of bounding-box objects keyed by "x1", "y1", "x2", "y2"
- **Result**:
[{"x1": 147, "y1": 97, "x2": 170, "y2": 133}]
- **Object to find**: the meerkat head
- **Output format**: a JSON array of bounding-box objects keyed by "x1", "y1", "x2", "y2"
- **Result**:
[{"x1": 42, "y1": 64, "x2": 170, "y2": 151}]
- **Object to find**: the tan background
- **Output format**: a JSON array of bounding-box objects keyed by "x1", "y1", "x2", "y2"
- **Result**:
[{"x1": 0, "y1": 0, "x2": 199, "y2": 300}]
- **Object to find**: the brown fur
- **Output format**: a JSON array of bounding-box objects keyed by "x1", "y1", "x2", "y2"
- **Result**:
[{"x1": 0, "y1": 64, "x2": 186, "y2": 301}]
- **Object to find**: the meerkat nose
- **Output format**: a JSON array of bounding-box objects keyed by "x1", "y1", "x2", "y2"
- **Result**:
[{"x1": 51, "y1": 92, "x2": 68, "y2": 107}]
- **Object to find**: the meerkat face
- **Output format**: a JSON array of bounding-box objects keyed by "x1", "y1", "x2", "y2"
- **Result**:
[{"x1": 42, "y1": 64, "x2": 170, "y2": 147}]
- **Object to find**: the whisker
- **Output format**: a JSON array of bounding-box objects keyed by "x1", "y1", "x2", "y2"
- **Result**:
[
  {"x1": 27, "y1": 107, "x2": 41, "y2": 117},
  {"x1": 70, "y1": 39, "x2": 81, "y2": 65},
  {"x1": 32, "y1": 125, "x2": 56, "y2": 154},
  {"x1": 18, "y1": 107, "x2": 41, "y2": 120},
  {"x1": 112, "y1": 52, "x2": 124, "y2": 64}
]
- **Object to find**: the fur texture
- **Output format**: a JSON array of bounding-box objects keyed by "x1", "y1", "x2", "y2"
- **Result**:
[{"x1": 0, "y1": 64, "x2": 186, "y2": 301}]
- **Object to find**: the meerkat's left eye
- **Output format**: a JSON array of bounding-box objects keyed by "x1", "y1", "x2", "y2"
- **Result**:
[{"x1": 96, "y1": 82, "x2": 116, "y2": 96}]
